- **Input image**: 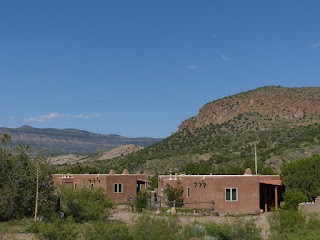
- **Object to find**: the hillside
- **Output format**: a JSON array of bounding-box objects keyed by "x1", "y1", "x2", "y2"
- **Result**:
[
  {"x1": 98, "y1": 144, "x2": 144, "y2": 160},
  {"x1": 90, "y1": 86, "x2": 320, "y2": 174},
  {"x1": 179, "y1": 86, "x2": 320, "y2": 131},
  {"x1": 0, "y1": 126, "x2": 162, "y2": 155}
]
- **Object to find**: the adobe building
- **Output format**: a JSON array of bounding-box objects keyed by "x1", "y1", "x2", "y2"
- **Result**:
[
  {"x1": 53, "y1": 169, "x2": 148, "y2": 204},
  {"x1": 158, "y1": 168, "x2": 284, "y2": 215}
]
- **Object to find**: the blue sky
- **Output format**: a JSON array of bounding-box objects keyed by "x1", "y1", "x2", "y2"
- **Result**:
[{"x1": 0, "y1": 1, "x2": 319, "y2": 138}]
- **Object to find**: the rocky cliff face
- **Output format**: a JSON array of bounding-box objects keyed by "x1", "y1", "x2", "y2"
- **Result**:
[{"x1": 179, "y1": 86, "x2": 320, "y2": 132}]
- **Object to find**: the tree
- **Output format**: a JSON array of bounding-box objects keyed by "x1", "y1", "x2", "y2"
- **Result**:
[
  {"x1": 281, "y1": 155, "x2": 320, "y2": 201},
  {"x1": 58, "y1": 186, "x2": 114, "y2": 223},
  {"x1": 282, "y1": 188, "x2": 308, "y2": 211},
  {"x1": 164, "y1": 180, "x2": 184, "y2": 207},
  {"x1": 133, "y1": 189, "x2": 150, "y2": 212},
  {"x1": 183, "y1": 161, "x2": 214, "y2": 174},
  {"x1": 0, "y1": 134, "x2": 55, "y2": 221}
]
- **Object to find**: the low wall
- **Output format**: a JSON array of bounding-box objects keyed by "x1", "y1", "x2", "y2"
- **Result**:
[{"x1": 298, "y1": 197, "x2": 320, "y2": 214}]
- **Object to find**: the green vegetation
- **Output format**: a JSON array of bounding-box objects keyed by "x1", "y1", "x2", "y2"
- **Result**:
[
  {"x1": 84, "y1": 220, "x2": 131, "y2": 240},
  {"x1": 133, "y1": 189, "x2": 150, "y2": 212},
  {"x1": 281, "y1": 155, "x2": 320, "y2": 201},
  {"x1": 54, "y1": 87, "x2": 320, "y2": 175},
  {"x1": 0, "y1": 133, "x2": 55, "y2": 221},
  {"x1": 164, "y1": 180, "x2": 184, "y2": 207},
  {"x1": 282, "y1": 189, "x2": 308, "y2": 211},
  {"x1": 268, "y1": 210, "x2": 320, "y2": 240},
  {"x1": 1, "y1": 214, "x2": 265, "y2": 240},
  {"x1": 3, "y1": 107, "x2": 320, "y2": 240},
  {"x1": 77, "y1": 113, "x2": 320, "y2": 175},
  {"x1": 56, "y1": 164, "x2": 100, "y2": 174},
  {"x1": 58, "y1": 186, "x2": 114, "y2": 223},
  {"x1": 131, "y1": 214, "x2": 182, "y2": 240},
  {"x1": 204, "y1": 219, "x2": 262, "y2": 240}
]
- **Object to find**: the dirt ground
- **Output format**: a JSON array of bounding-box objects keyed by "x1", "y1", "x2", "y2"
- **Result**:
[{"x1": 110, "y1": 206, "x2": 272, "y2": 239}]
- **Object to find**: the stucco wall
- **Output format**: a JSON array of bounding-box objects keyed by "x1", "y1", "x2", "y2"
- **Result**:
[
  {"x1": 158, "y1": 174, "x2": 281, "y2": 215},
  {"x1": 53, "y1": 173, "x2": 146, "y2": 204}
]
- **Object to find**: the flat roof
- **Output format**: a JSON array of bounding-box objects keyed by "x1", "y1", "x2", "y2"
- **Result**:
[
  {"x1": 158, "y1": 174, "x2": 279, "y2": 178},
  {"x1": 259, "y1": 179, "x2": 283, "y2": 186}
]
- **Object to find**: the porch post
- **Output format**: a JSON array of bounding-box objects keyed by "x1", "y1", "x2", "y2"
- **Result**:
[
  {"x1": 264, "y1": 187, "x2": 267, "y2": 213},
  {"x1": 275, "y1": 186, "x2": 279, "y2": 211}
]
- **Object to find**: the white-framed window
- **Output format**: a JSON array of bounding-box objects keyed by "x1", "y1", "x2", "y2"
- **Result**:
[
  {"x1": 114, "y1": 183, "x2": 123, "y2": 193},
  {"x1": 74, "y1": 182, "x2": 77, "y2": 191},
  {"x1": 187, "y1": 186, "x2": 191, "y2": 198},
  {"x1": 225, "y1": 188, "x2": 238, "y2": 202}
]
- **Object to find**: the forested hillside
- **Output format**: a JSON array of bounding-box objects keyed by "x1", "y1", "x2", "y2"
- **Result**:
[{"x1": 85, "y1": 86, "x2": 320, "y2": 175}]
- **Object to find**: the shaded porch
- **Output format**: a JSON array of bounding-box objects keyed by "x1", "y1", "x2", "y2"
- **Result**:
[
  {"x1": 260, "y1": 179, "x2": 284, "y2": 212},
  {"x1": 137, "y1": 178, "x2": 151, "y2": 193}
]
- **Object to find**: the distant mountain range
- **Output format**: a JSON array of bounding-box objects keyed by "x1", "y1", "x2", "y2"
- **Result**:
[
  {"x1": 0, "y1": 125, "x2": 163, "y2": 155},
  {"x1": 102, "y1": 86, "x2": 320, "y2": 174}
]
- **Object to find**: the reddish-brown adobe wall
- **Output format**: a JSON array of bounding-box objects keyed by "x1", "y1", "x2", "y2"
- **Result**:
[
  {"x1": 158, "y1": 174, "x2": 281, "y2": 215},
  {"x1": 53, "y1": 172, "x2": 147, "y2": 204}
]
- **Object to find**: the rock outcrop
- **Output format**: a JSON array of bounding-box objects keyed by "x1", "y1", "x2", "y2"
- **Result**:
[{"x1": 179, "y1": 86, "x2": 320, "y2": 132}]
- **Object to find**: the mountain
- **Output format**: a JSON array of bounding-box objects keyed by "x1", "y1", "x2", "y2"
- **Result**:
[
  {"x1": 97, "y1": 86, "x2": 320, "y2": 174},
  {"x1": 97, "y1": 144, "x2": 144, "y2": 161},
  {"x1": 179, "y1": 86, "x2": 320, "y2": 132},
  {"x1": 0, "y1": 126, "x2": 162, "y2": 155}
]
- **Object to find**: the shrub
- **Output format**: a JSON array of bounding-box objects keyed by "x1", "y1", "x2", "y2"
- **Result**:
[
  {"x1": 164, "y1": 180, "x2": 184, "y2": 207},
  {"x1": 131, "y1": 214, "x2": 181, "y2": 240},
  {"x1": 268, "y1": 210, "x2": 320, "y2": 240},
  {"x1": 205, "y1": 219, "x2": 261, "y2": 240},
  {"x1": 183, "y1": 222, "x2": 206, "y2": 239},
  {"x1": 58, "y1": 186, "x2": 114, "y2": 223},
  {"x1": 84, "y1": 220, "x2": 131, "y2": 240},
  {"x1": 282, "y1": 188, "x2": 308, "y2": 210},
  {"x1": 36, "y1": 217, "x2": 81, "y2": 240},
  {"x1": 133, "y1": 189, "x2": 150, "y2": 212}
]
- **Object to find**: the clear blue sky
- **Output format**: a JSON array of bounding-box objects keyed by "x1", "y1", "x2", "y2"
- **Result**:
[{"x1": 1, "y1": 1, "x2": 319, "y2": 138}]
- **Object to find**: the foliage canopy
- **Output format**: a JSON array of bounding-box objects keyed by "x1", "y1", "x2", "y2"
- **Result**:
[
  {"x1": 58, "y1": 186, "x2": 114, "y2": 223},
  {"x1": 281, "y1": 155, "x2": 320, "y2": 201},
  {"x1": 0, "y1": 134, "x2": 55, "y2": 221}
]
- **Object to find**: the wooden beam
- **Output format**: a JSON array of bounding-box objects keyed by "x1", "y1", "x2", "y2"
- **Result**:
[
  {"x1": 264, "y1": 187, "x2": 268, "y2": 213},
  {"x1": 275, "y1": 186, "x2": 279, "y2": 212}
]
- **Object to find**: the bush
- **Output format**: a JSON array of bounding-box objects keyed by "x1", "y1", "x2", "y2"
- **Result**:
[
  {"x1": 84, "y1": 220, "x2": 131, "y2": 240},
  {"x1": 58, "y1": 186, "x2": 114, "y2": 223},
  {"x1": 205, "y1": 222, "x2": 232, "y2": 240},
  {"x1": 36, "y1": 217, "x2": 82, "y2": 240},
  {"x1": 282, "y1": 188, "x2": 308, "y2": 210},
  {"x1": 164, "y1": 180, "x2": 184, "y2": 207},
  {"x1": 131, "y1": 214, "x2": 181, "y2": 240},
  {"x1": 133, "y1": 189, "x2": 150, "y2": 212},
  {"x1": 205, "y1": 219, "x2": 261, "y2": 240},
  {"x1": 268, "y1": 210, "x2": 320, "y2": 240},
  {"x1": 183, "y1": 222, "x2": 207, "y2": 239}
]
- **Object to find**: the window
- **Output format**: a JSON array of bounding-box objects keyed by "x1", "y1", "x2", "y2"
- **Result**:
[
  {"x1": 74, "y1": 182, "x2": 77, "y2": 191},
  {"x1": 225, "y1": 188, "x2": 238, "y2": 202},
  {"x1": 187, "y1": 186, "x2": 191, "y2": 198},
  {"x1": 114, "y1": 183, "x2": 123, "y2": 193}
]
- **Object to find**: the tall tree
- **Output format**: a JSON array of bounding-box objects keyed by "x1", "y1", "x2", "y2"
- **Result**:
[
  {"x1": 281, "y1": 155, "x2": 320, "y2": 201},
  {"x1": 0, "y1": 134, "x2": 54, "y2": 221}
]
